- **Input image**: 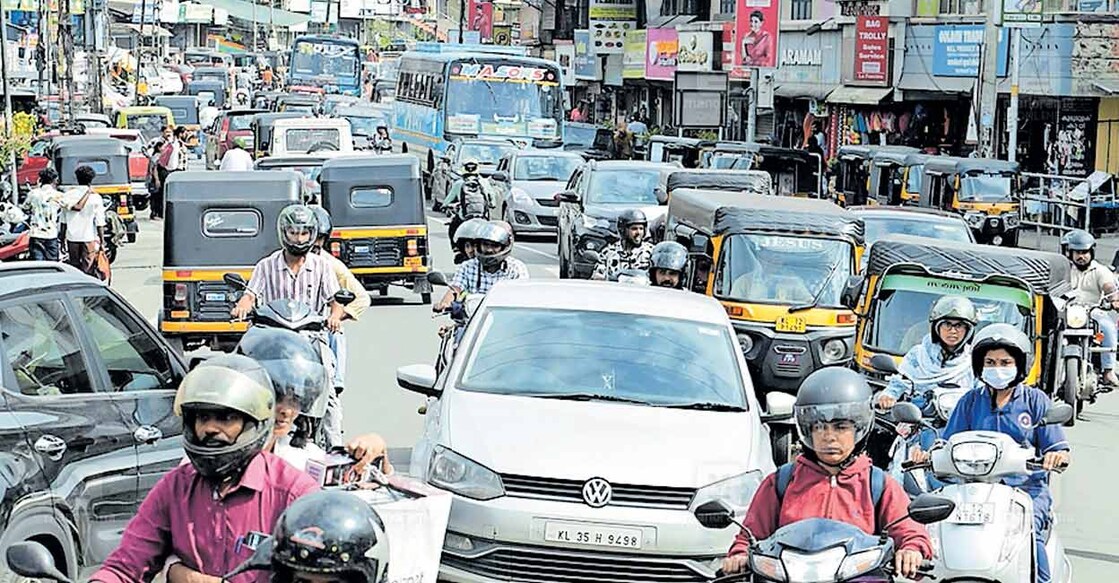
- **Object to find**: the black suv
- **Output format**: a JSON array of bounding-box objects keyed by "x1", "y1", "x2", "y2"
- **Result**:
[{"x1": 0, "y1": 262, "x2": 187, "y2": 581}]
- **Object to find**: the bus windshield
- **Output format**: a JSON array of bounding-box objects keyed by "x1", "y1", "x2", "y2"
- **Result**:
[
  {"x1": 445, "y1": 61, "x2": 562, "y2": 140},
  {"x1": 290, "y1": 38, "x2": 360, "y2": 92}
]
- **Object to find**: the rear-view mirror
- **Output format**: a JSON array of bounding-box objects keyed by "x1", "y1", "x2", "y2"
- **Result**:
[
  {"x1": 761, "y1": 391, "x2": 795, "y2": 423},
  {"x1": 396, "y1": 364, "x2": 440, "y2": 397},
  {"x1": 583, "y1": 250, "x2": 601, "y2": 265},
  {"x1": 1041, "y1": 402, "x2": 1074, "y2": 426},
  {"x1": 6, "y1": 541, "x2": 72, "y2": 583},
  {"x1": 555, "y1": 191, "x2": 580, "y2": 204},
  {"x1": 224, "y1": 537, "x2": 274, "y2": 579},
  {"x1": 401, "y1": 143, "x2": 409, "y2": 154},
  {"x1": 655, "y1": 186, "x2": 669, "y2": 205},
  {"x1": 841, "y1": 274, "x2": 865, "y2": 309},
  {"x1": 491, "y1": 171, "x2": 509, "y2": 183},
  {"x1": 906, "y1": 493, "x2": 956, "y2": 525},
  {"x1": 223, "y1": 272, "x2": 248, "y2": 290},
  {"x1": 334, "y1": 289, "x2": 356, "y2": 306},
  {"x1": 427, "y1": 271, "x2": 449, "y2": 287},
  {"x1": 693, "y1": 500, "x2": 735, "y2": 530},
  {"x1": 869, "y1": 353, "x2": 899, "y2": 375},
  {"x1": 689, "y1": 233, "x2": 708, "y2": 254}
]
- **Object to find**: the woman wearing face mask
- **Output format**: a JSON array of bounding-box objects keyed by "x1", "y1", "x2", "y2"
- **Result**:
[{"x1": 910, "y1": 323, "x2": 1070, "y2": 583}]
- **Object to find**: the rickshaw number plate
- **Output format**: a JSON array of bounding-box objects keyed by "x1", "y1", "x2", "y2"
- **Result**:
[
  {"x1": 950, "y1": 502, "x2": 993, "y2": 524},
  {"x1": 354, "y1": 245, "x2": 370, "y2": 253},
  {"x1": 404, "y1": 257, "x2": 423, "y2": 267},
  {"x1": 776, "y1": 315, "x2": 807, "y2": 333},
  {"x1": 205, "y1": 292, "x2": 226, "y2": 302}
]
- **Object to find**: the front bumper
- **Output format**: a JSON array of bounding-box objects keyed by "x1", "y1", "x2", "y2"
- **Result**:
[
  {"x1": 966, "y1": 213, "x2": 1019, "y2": 242},
  {"x1": 733, "y1": 321, "x2": 856, "y2": 392},
  {"x1": 507, "y1": 198, "x2": 559, "y2": 234}
]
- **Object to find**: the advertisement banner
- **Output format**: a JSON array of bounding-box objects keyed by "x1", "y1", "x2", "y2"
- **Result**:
[
  {"x1": 1002, "y1": 0, "x2": 1042, "y2": 25},
  {"x1": 574, "y1": 29, "x2": 599, "y2": 80},
  {"x1": 853, "y1": 15, "x2": 888, "y2": 85},
  {"x1": 555, "y1": 40, "x2": 576, "y2": 86},
  {"x1": 1054, "y1": 98, "x2": 1098, "y2": 178},
  {"x1": 645, "y1": 28, "x2": 677, "y2": 80},
  {"x1": 605, "y1": 53, "x2": 623, "y2": 86},
  {"x1": 734, "y1": 0, "x2": 778, "y2": 69},
  {"x1": 623, "y1": 29, "x2": 646, "y2": 79},
  {"x1": 589, "y1": 0, "x2": 636, "y2": 55},
  {"x1": 466, "y1": 0, "x2": 493, "y2": 42},
  {"x1": 677, "y1": 31, "x2": 714, "y2": 72},
  {"x1": 932, "y1": 25, "x2": 1009, "y2": 77}
]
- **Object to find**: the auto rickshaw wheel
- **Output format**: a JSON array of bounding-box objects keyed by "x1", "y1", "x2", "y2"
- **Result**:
[
  {"x1": 421, "y1": 292, "x2": 432, "y2": 305},
  {"x1": 378, "y1": 287, "x2": 389, "y2": 296},
  {"x1": 134, "y1": 197, "x2": 149, "y2": 211},
  {"x1": 771, "y1": 425, "x2": 796, "y2": 466}
]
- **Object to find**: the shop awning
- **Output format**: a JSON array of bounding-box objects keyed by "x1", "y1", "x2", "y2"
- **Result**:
[
  {"x1": 897, "y1": 74, "x2": 974, "y2": 94},
  {"x1": 198, "y1": 0, "x2": 310, "y2": 26},
  {"x1": 1092, "y1": 81, "x2": 1119, "y2": 95},
  {"x1": 826, "y1": 86, "x2": 894, "y2": 105},
  {"x1": 774, "y1": 83, "x2": 838, "y2": 100},
  {"x1": 122, "y1": 24, "x2": 173, "y2": 36}
]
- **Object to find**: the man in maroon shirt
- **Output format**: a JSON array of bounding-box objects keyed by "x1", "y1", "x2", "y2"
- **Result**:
[
  {"x1": 91, "y1": 355, "x2": 319, "y2": 583},
  {"x1": 723, "y1": 367, "x2": 932, "y2": 578}
]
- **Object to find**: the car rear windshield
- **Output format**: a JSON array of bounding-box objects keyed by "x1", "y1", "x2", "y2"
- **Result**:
[
  {"x1": 284, "y1": 128, "x2": 340, "y2": 152},
  {"x1": 228, "y1": 115, "x2": 255, "y2": 131}
]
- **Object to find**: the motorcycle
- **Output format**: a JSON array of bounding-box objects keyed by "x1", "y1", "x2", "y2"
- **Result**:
[
  {"x1": 1053, "y1": 291, "x2": 1115, "y2": 424},
  {"x1": 692, "y1": 493, "x2": 954, "y2": 582},
  {"x1": 894, "y1": 401, "x2": 1074, "y2": 583},
  {"x1": 426, "y1": 271, "x2": 481, "y2": 377},
  {"x1": 0, "y1": 202, "x2": 29, "y2": 261}
]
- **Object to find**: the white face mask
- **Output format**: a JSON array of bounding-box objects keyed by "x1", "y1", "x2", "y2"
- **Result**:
[{"x1": 982, "y1": 366, "x2": 1017, "y2": 390}]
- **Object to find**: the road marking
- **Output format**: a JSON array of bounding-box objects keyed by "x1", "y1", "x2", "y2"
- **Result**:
[{"x1": 516, "y1": 244, "x2": 558, "y2": 261}]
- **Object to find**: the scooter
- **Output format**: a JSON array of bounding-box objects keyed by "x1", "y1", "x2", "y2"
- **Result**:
[
  {"x1": 692, "y1": 493, "x2": 954, "y2": 582},
  {"x1": 426, "y1": 271, "x2": 481, "y2": 377},
  {"x1": 894, "y1": 401, "x2": 1075, "y2": 583}
]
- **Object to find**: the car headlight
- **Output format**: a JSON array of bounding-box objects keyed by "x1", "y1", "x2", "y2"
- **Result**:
[
  {"x1": 511, "y1": 187, "x2": 533, "y2": 205},
  {"x1": 821, "y1": 338, "x2": 848, "y2": 365},
  {"x1": 1066, "y1": 304, "x2": 1089, "y2": 329},
  {"x1": 935, "y1": 390, "x2": 965, "y2": 421},
  {"x1": 1004, "y1": 213, "x2": 1020, "y2": 227},
  {"x1": 950, "y1": 441, "x2": 999, "y2": 476},
  {"x1": 428, "y1": 446, "x2": 505, "y2": 500},
  {"x1": 689, "y1": 470, "x2": 763, "y2": 515},
  {"x1": 837, "y1": 547, "x2": 885, "y2": 580},
  {"x1": 782, "y1": 547, "x2": 845, "y2": 582},
  {"x1": 582, "y1": 214, "x2": 611, "y2": 230},
  {"x1": 751, "y1": 553, "x2": 787, "y2": 581}
]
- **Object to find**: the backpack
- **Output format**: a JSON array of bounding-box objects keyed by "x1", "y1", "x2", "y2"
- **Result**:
[
  {"x1": 774, "y1": 462, "x2": 887, "y2": 531},
  {"x1": 460, "y1": 179, "x2": 489, "y2": 220},
  {"x1": 157, "y1": 141, "x2": 175, "y2": 168}
]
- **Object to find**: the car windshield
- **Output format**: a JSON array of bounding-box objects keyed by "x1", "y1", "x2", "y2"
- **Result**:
[
  {"x1": 587, "y1": 169, "x2": 662, "y2": 205},
  {"x1": 866, "y1": 276, "x2": 1031, "y2": 355},
  {"x1": 959, "y1": 174, "x2": 1013, "y2": 202},
  {"x1": 710, "y1": 153, "x2": 751, "y2": 169},
  {"x1": 343, "y1": 114, "x2": 386, "y2": 136},
  {"x1": 565, "y1": 124, "x2": 596, "y2": 147},
  {"x1": 862, "y1": 216, "x2": 972, "y2": 245},
  {"x1": 715, "y1": 234, "x2": 853, "y2": 307},
  {"x1": 459, "y1": 143, "x2": 515, "y2": 165},
  {"x1": 514, "y1": 156, "x2": 582, "y2": 181},
  {"x1": 460, "y1": 307, "x2": 747, "y2": 408},
  {"x1": 906, "y1": 164, "x2": 923, "y2": 194}
]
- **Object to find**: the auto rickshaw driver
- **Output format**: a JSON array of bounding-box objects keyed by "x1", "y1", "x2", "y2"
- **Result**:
[{"x1": 728, "y1": 240, "x2": 813, "y2": 303}]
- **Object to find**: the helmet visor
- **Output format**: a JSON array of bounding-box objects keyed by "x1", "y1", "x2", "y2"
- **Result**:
[
  {"x1": 259, "y1": 357, "x2": 330, "y2": 419},
  {"x1": 794, "y1": 401, "x2": 873, "y2": 451}
]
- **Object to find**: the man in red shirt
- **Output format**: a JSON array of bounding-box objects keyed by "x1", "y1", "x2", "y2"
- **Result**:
[
  {"x1": 91, "y1": 354, "x2": 319, "y2": 583},
  {"x1": 723, "y1": 367, "x2": 932, "y2": 578}
]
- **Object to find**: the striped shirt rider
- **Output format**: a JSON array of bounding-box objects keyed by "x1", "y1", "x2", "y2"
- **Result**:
[{"x1": 245, "y1": 249, "x2": 341, "y2": 313}]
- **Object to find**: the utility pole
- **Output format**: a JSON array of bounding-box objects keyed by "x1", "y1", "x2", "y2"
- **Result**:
[
  {"x1": 253, "y1": 1, "x2": 258, "y2": 50},
  {"x1": 1, "y1": 1, "x2": 19, "y2": 199},
  {"x1": 1006, "y1": 27, "x2": 1020, "y2": 163},
  {"x1": 136, "y1": 0, "x2": 147, "y2": 102},
  {"x1": 745, "y1": 68, "x2": 757, "y2": 142},
  {"x1": 458, "y1": 0, "x2": 465, "y2": 42},
  {"x1": 59, "y1": 0, "x2": 75, "y2": 125},
  {"x1": 977, "y1": 0, "x2": 1001, "y2": 158}
]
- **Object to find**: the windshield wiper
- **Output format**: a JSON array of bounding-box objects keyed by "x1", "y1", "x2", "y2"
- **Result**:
[
  {"x1": 788, "y1": 258, "x2": 843, "y2": 313},
  {"x1": 523, "y1": 392, "x2": 650, "y2": 405},
  {"x1": 660, "y1": 402, "x2": 746, "y2": 411}
]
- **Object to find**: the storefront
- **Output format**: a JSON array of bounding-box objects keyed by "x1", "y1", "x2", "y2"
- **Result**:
[{"x1": 770, "y1": 29, "x2": 841, "y2": 151}]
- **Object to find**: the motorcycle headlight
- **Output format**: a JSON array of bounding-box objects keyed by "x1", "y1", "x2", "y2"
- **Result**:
[
  {"x1": 837, "y1": 547, "x2": 885, "y2": 580},
  {"x1": 781, "y1": 547, "x2": 845, "y2": 582},
  {"x1": 750, "y1": 552, "x2": 787, "y2": 581},
  {"x1": 582, "y1": 214, "x2": 611, "y2": 230},
  {"x1": 935, "y1": 390, "x2": 965, "y2": 421},
  {"x1": 428, "y1": 446, "x2": 505, "y2": 500},
  {"x1": 1066, "y1": 304, "x2": 1089, "y2": 329},
  {"x1": 950, "y1": 441, "x2": 999, "y2": 476},
  {"x1": 689, "y1": 470, "x2": 763, "y2": 515},
  {"x1": 821, "y1": 338, "x2": 848, "y2": 365},
  {"x1": 511, "y1": 187, "x2": 533, "y2": 205}
]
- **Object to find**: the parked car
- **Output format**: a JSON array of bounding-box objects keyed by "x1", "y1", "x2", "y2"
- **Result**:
[
  {"x1": 0, "y1": 262, "x2": 188, "y2": 582},
  {"x1": 493, "y1": 149, "x2": 585, "y2": 235},
  {"x1": 429, "y1": 138, "x2": 517, "y2": 208},
  {"x1": 397, "y1": 280, "x2": 787, "y2": 583}
]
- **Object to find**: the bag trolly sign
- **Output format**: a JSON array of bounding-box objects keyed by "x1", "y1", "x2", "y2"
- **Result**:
[{"x1": 853, "y1": 15, "x2": 888, "y2": 85}]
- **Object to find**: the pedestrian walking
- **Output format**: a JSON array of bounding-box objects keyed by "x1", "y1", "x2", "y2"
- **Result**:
[
  {"x1": 26, "y1": 167, "x2": 65, "y2": 261},
  {"x1": 63, "y1": 165, "x2": 106, "y2": 273}
]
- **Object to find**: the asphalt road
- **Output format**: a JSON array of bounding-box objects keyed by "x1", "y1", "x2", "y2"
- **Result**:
[{"x1": 110, "y1": 176, "x2": 1119, "y2": 576}]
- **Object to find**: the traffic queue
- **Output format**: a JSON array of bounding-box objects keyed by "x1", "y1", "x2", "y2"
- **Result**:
[{"x1": 0, "y1": 49, "x2": 1103, "y2": 583}]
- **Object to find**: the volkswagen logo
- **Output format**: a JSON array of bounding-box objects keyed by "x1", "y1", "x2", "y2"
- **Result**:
[{"x1": 582, "y1": 477, "x2": 613, "y2": 508}]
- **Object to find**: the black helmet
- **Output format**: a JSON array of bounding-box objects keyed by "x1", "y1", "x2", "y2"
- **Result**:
[
  {"x1": 928, "y1": 295, "x2": 978, "y2": 353},
  {"x1": 235, "y1": 327, "x2": 330, "y2": 419},
  {"x1": 270, "y1": 491, "x2": 390, "y2": 583},
  {"x1": 1060, "y1": 229, "x2": 1095, "y2": 268},
  {"x1": 278, "y1": 204, "x2": 319, "y2": 256},
  {"x1": 309, "y1": 205, "x2": 332, "y2": 241},
  {"x1": 970, "y1": 323, "x2": 1032, "y2": 387},
  {"x1": 649, "y1": 241, "x2": 687, "y2": 289},
  {"x1": 175, "y1": 354, "x2": 275, "y2": 482},
  {"x1": 475, "y1": 220, "x2": 513, "y2": 270},
  {"x1": 616, "y1": 209, "x2": 647, "y2": 244},
  {"x1": 794, "y1": 367, "x2": 875, "y2": 466}
]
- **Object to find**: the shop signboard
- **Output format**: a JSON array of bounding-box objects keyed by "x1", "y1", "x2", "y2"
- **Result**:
[
  {"x1": 854, "y1": 15, "x2": 889, "y2": 85},
  {"x1": 574, "y1": 29, "x2": 600, "y2": 80},
  {"x1": 1055, "y1": 98, "x2": 1098, "y2": 178},
  {"x1": 676, "y1": 91, "x2": 723, "y2": 127},
  {"x1": 589, "y1": 0, "x2": 636, "y2": 55},
  {"x1": 555, "y1": 40, "x2": 576, "y2": 86},
  {"x1": 1003, "y1": 0, "x2": 1042, "y2": 25},
  {"x1": 645, "y1": 27, "x2": 677, "y2": 80},
  {"x1": 623, "y1": 29, "x2": 646, "y2": 79},
  {"x1": 677, "y1": 30, "x2": 714, "y2": 72},
  {"x1": 931, "y1": 25, "x2": 1009, "y2": 77}
]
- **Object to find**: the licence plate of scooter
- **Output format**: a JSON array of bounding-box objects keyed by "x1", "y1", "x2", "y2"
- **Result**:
[
  {"x1": 205, "y1": 292, "x2": 226, "y2": 302},
  {"x1": 776, "y1": 315, "x2": 807, "y2": 333},
  {"x1": 950, "y1": 502, "x2": 994, "y2": 524}
]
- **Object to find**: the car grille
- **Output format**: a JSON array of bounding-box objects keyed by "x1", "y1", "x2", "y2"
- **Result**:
[
  {"x1": 500, "y1": 474, "x2": 696, "y2": 510},
  {"x1": 536, "y1": 197, "x2": 560, "y2": 208},
  {"x1": 347, "y1": 238, "x2": 402, "y2": 267},
  {"x1": 444, "y1": 544, "x2": 709, "y2": 582},
  {"x1": 538, "y1": 215, "x2": 559, "y2": 227},
  {"x1": 196, "y1": 282, "x2": 235, "y2": 320}
]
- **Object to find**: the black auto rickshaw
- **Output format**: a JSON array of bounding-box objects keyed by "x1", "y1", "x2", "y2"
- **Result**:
[
  {"x1": 647, "y1": 136, "x2": 704, "y2": 166},
  {"x1": 187, "y1": 79, "x2": 227, "y2": 109},
  {"x1": 153, "y1": 95, "x2": 202, "y2": 148},
  {"x1": 667, "y1": 169, "x2": 775, "y2": 197},
  {"x1": 254, "y1": 153, "x2": 336, "y2": 204},
  {"x1": 319, "y1": 155, "x2": 433, "y2": 303},
  {"x1": 251, "y1": 112, "x2": 306, "y2": 158},
  {"x1": 919, "y1": 156, "x2": 1022, "y2": 246},
  {"x1": 870, "y1": 149, "x2": 927, "y2": 206},
  {"x1": 833, "y1": 145, "x2": 874, "y2": 206},
  {"x1": 252, "y1": 90, "x2": 282, "y2": 111},
  {"x1": 276, "y1": 94, "x2": 319, "y2": 114},
  {"x1": 701, "y1": 142, "x2": 823, "y2": 199},
  {"x1": 52, "y1": 137, "x2": 138, "y2": 246},
  {"x1": 160, "y1": 170, "x2": 303, "y2": 353}
]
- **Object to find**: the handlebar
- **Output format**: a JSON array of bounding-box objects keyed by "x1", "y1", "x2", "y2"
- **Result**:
[{"x1": 1026, "y1": 458, "x2": 1070, "y2": 473}]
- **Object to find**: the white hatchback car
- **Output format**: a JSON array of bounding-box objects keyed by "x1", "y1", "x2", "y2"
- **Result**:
[{"x1": 397, "y1": 280, "x2": 793, "y2": 582}]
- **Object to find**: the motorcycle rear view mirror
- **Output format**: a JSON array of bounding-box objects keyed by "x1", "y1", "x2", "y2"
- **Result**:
[
  {"x1": 1041, "y1": 402, "x2": 1074, "y2": 426},
  {"x1": 937, "y1": 381, "x2": 961, "y2": 389},
  {"x1": 905, "y1": 493, "x2": 956, "y2": 525},
  {"x1": 224, "y1": 537, "x2": 274, "y2": 579},
  {"x1": 869, "y1": 354, "x2": 899, "y2": 375},
  {"x1": 223, "y1": 272, "x2": 248, "y2": 290},
  {"x1": 583, "y1": 250, "x2": 602, "y2": 265},
  {"x1": 693, "y1": 500, "x2": 736, "y2": 530},
  {"x1": 334, "y1": 290, "x2": 356, "y2": 306},
  {"x1": 6, "y1": 541, "x2": 72, "y2": 583},
  {"x1": 426, "y1": 271, "x2": 449, "y2": 287},
  {"x1": 890, "y1": 402, "x2": 924, "y2": 424}
]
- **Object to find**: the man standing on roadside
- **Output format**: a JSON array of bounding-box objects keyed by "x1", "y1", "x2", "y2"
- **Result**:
[
  {"x1": 63, "y1": 165, "x2": 106, "y2": 272},
  {"x1": 153, "y1": 126, "x2": 188, "y2": 220},
  {"x1": 27, "y1": 167, "x2": 65, "y2": 261}
]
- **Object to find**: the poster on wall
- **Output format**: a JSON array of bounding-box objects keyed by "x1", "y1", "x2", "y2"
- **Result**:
[
  {"x1": 589, "y1": 0, "x2": 636, "y2": 55},
  {"x1": 677, "y1": 31, "x2": 714, "y2": 72},
  {"x1": 853, "y1": 15, "x2": 888, "y2": 85},
  {"x1": 1054, "y1": 98, "x2": 1098, "y2": 178},
  {"x1": 734, "y1": 0, "x2": 778, "y2": 70},
  {"x1": 622, "y1": 29, "x2": 646, "y2": 79},
  {"x1": 466, "y1": 0, "x2": 493, "y2": 42},
  {"x1": 645, "y1": 28, "x2": 677, "y2": 80},
  {"x1": 574, "y1": 29, "x2": 600, "y2": 80},
  {"x1": 555, "y1": 40, "x2": 576, "y2": 86}
]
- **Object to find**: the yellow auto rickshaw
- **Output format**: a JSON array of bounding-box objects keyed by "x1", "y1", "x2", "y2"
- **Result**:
[
  {"x1": 319, "y1": 155, "x2": 432, "y2": 303},
  {"x1": 868, "y1": 148, "x2": 925, "y2": 206},
  {"x1": 834, "y1": 145, "x2": 920, "y2": 207},
  {"x1": 116, "y1": 106, "x2": 174, "y2": 141},
  {"x1": 919, "y1": 156, "x2": 1022, "y2": 246},
  {"x1": 53, "y1": 137, "x2": 138, "y2": 244},
  {"x1": 665, "y1": 188, "x2": 865, "y2": 394}
]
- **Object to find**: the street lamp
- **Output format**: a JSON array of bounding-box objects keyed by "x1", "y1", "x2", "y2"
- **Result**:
[{"x1": 805, "y1": 16, "x2": 835, "y2": 36}]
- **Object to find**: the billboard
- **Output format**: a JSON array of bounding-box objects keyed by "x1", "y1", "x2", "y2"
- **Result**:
[{"x1": 734, "y1": 0, "x2": 778, "y2": 69}]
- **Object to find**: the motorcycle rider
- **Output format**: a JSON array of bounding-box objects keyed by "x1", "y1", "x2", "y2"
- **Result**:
[
  {"x1": 910, "y1": 324, "x2": 1071, "y2": 583},
  {"x1": 452, "y1": 217, "x2": 489, "y2": 265},
  {"x1": 1061, "y1": 229, "x2": 1119, "y2": 386},
  {"x1": 876, "y1": 295, "x2": 979, "y2": 409},
  {"x1": 91, "y1": 355, "x2": 318, "y2": 583},
  {"x1": 433, "y1": 220, "x2": 528, "y2": 312},
  {"x1": 591, "y1": 209, "x2": 654, "y2": 280},
  {"x1": 648, "y1": 241, "x2": 688, "y2": 289},
  {"x1": 442, "y1": 158, "x2": 494, "y2": 233},
  {"x1": 231, "y1": 490, "x2": 390, "y2": 583},
  {"x1": 723, "y1": 367, "x2": 932, "y2": 578}
]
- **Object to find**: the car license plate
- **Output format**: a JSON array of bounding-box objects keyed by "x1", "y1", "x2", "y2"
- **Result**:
[
  {"x1": 776, "y1": 315, "x2": 807, "y2": 333},
  {"x1": 543, "y1": 521, "x2": 642, "y2": 550},
  {"x1": 950, "y1": 502, "x2": 994, "y2": 524},
  {"x1": 404, "y1": 256, "x2": 422, "y2": 268},
  {"x1": 353, "y1": 245, "x2": 370, "y2": 253},
  {"x1": 205, "y1": 292, "x2": 225, "y2": 302}
]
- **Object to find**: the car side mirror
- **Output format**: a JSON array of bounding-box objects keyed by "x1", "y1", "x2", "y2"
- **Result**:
[
  {"x1": 655, "y1": 186, "x2": 669, "y2": 205},
  {"x1": 906, "y1": 493, "x2": 956, "y2": 525},
  {"x1": 869, "y1": 353, "x2": 899, "y2": 375},
  {"x1": 491, "y1": 171, "x2": 509, "y2": 183},
  {"x1": 427, "y1": 271, "x2": 449, "y2": 287},
  {"x1": 761, "y1": 391, "x2": 795, "y2": 423},
  {"x1": 1041, "y1": 402, "x2": 1074, "y2": 426},
  {"x1": 396, "y1": 364, "x2": 440, "y2": 397},
  {"x1": 693, "y1": 499, "x2": 736, "y2": 530},
  {"x1": 334, "y1": 290, "x2": 356, "y2": 306},
  {"x1": 890, "y1": 401, "x2": 924, "y2": 424},
  {"x1": 841, "y1": 274, "x2": 865, "y2": 310},
  {"x1": 223, "y1": 272, "x2": 248, "y2": 290},
  {"x1": 440, "y1": 155, "x2": 451, "y2": 165},
  {"x1": 6, "y1": 541, "x2": 72, "y2": 583},
  {"x1": 556, "y1": 191, "x2": 580, "y2": 204}
]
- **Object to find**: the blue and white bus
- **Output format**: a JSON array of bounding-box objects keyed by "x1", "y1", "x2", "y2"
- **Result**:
[
  {"x1": 392, "y1": 43, "x2": 564, "y2": 182},
  {"x1": 288, "y1": 35, "x2": 362, "y2": 96}
]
